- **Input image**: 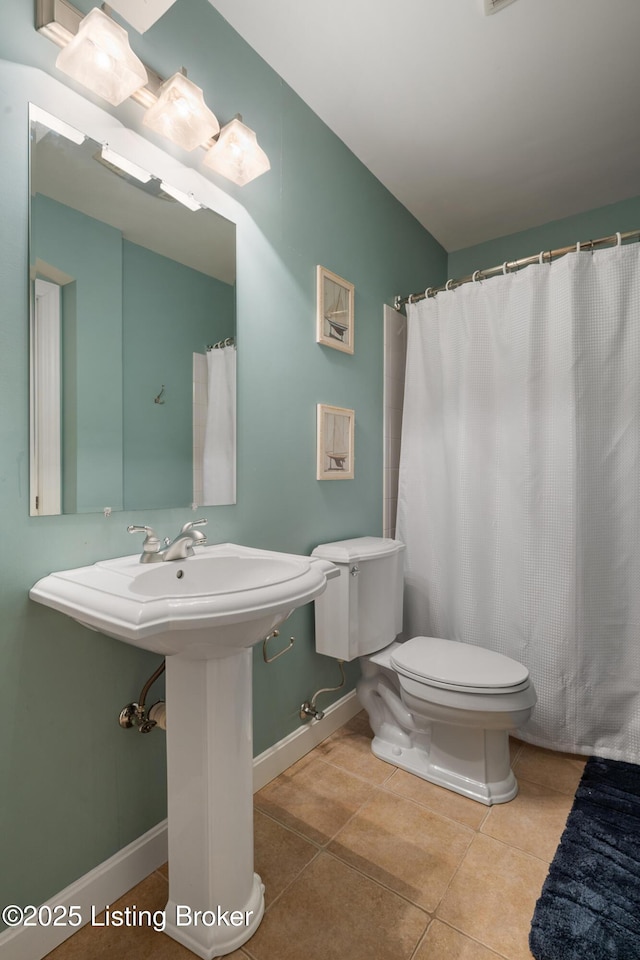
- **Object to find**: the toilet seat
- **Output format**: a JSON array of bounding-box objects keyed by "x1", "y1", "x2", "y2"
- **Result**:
[{"x1": 391, "y1": 637, "x2": 530, "y2": 695}]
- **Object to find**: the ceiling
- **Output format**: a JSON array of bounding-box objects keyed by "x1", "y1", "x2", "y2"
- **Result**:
[{"x1": 201, "y1": 0, "x2": 640, "y2": 252}]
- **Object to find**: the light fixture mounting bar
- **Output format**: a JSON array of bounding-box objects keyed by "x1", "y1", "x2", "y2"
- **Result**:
[
  {"x1": 36, "y1": 0, "x2": 163, "y2": 108},
  {"x1": 36, "y1": 0, "x2": 78, "y2": 45}
]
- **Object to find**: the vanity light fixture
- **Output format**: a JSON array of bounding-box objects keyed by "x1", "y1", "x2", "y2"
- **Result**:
[
  {"x1": 101, "y1": 145, "x2": 152, "y2": 183},
  {"x1": 36, "y1": 0, "x2": 271, "y2": 185},
  {"x1": 30, "y1": 104, "x2": 85, "y2": 144},
  {"x1": 54, "y1": 6, "x2": 148, "y2": 106},
  {"x1": 143, "y1": 71, "x2": 220, "y2": 152},
  {"x1": 203, "y1": 116, "x2": 270, "y2": 186},
  {"x1": 159, "y1": 180, "x2": 202, "y2": 211}
]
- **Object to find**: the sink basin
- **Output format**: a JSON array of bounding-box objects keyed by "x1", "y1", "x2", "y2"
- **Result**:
[
  {"x1": 30, "y1": 540, "x2": 339, "y2": 958},
  {"x1": 30, "y1": 542, "x2": 338, "y2": 658},
  {"x1": 132, "y1": 555, "x2": 308, "y2": 597}
]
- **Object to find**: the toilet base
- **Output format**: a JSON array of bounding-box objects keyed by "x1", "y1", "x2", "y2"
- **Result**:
[
  {"x1": 371, "y1": 730, "x2": 518, "y2": 805},
  {"x1": 356, "y1": 643, "x2": 534, "y2": 805}
]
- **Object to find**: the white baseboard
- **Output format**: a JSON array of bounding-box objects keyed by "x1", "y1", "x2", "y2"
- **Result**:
[{"x1": 0, "y1": 690, "x2": 361, "y2": 960}]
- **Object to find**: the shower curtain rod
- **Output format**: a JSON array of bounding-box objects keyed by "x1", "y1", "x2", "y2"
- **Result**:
[
  {"x1": 394, "y1": 228, "x2": 640, "y2": 310},
  {"x1": 207, "y1": 337, "x2": 236, "y2": 350}
]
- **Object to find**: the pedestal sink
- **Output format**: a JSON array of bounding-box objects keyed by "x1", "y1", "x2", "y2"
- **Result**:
[{"x1": 30, "y1": 543, "x2": 338, "y2": 958}]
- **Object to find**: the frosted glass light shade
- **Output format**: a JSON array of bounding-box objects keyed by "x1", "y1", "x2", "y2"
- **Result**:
[
  {"x1": 143, "y1": 73, "x2": 219, "y2": 151},
  {"x1": 202, "y1": 118, "x2": 270, "y2": 186},
  {"x1": 55, "y1": 7, "x2": 148, "y2": 107}
]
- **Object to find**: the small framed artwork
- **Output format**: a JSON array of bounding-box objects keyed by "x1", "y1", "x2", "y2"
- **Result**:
[
  {"x1": 317, "y1": 404, "x2": 355, "y2": 480},
  {"x1": 316, "y1": 265, "x2": 355, "y2": 354}
]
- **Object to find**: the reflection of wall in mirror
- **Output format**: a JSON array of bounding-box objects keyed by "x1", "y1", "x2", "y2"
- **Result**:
[{"x1": 31, "y1": 193, "x2": 234, "y2": 512}]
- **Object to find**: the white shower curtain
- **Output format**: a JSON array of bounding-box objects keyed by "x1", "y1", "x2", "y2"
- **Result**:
[
  {"x1": 397, "y1": 243, "x2": 640, "y2": 762},
  {"x1": 203, "y1": 345, "x2": 236, "y2": 504}
]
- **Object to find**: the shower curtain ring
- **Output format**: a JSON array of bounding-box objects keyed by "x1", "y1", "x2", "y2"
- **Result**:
[
  {"x1": 576, "y1": 241, "x2": 581, "y2": 253},
  {"x1": 424, "y1": 287, "x2": 433, "y2": 299},
  {"x1": 616, "y1": 232, "x2": 622, "y2": 246},
  {"x1": 472, "y1": 270, "x2": 481, "y2": 282},
  {"x1": 445, "y1": 279, "x2": 455, "y2": 291},
  {"x1": 538, "y1": 251, "x2": 545, "y2": 265}
]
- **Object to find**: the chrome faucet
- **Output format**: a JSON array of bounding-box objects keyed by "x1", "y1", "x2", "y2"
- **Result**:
[
  {"x1": 127, "y1": 519, "x2": 208, "y2": 563},
  {"x1": 163, "y1": 519, "x2": 208, "y2": 560}
]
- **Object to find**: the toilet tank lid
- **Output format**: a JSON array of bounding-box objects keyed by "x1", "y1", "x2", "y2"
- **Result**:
[{"x1": 312, "y1": 537, "x2": 405, "y2": 563}]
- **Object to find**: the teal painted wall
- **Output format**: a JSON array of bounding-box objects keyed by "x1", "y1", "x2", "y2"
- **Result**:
[
  {"x1": 122, "y1": 240, "x2": 234, "y2": 510},
  {"x1": 0, "y1": 0, "x2": 446, "y2": 918},
  {"x1": 448, "y1": 194, "x2": 640, "y2": 278},
  {"x1": 32, "y1": 193, "x2": 124, "y2": 512}
]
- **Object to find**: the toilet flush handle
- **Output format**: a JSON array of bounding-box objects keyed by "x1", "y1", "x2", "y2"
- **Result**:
[{"x1": 350, "y1": 565, "x2": 359, "y2": 576}]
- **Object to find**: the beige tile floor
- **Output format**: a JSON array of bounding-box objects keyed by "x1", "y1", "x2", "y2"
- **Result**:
[{"x1": 45, "y1": 713, "x2": 586, "y2": 960}]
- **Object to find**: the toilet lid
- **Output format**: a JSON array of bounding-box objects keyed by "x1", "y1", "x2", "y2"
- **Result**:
[{"x1": 391, "y1": 637, "x2": 530, "y2": 691}]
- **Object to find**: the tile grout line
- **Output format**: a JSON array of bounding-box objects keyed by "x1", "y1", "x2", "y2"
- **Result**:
[
  {"x1": 377, "y1": 776, "x2": 491, "y2": 832},
  {"x1": 320, "y1": 847, "x2": 433, "y2": 941},
  {"x1": 320, "y1": 845, "x2": 434, "y2": 918},
  {"x1": 308, "y1": 747, "x2": 398, "y2": 786},
  {"x1": 260, "y1": 847, "x2": 324, "y2": 916},
  {"x1": 471, "y1": 827, "x2": 556, "y2": 868},
  {"x1": 408, "y1": 916, "x2": 435, "y2": 960},
  {"x1": 253, "y1": 806, "x2": 326, "y2": 852},
  {"x1": 428, "y1": 811, "x2": 478, "y2": 921},
  {"x1": 419, "y1": 916, "x2": 517, "y2": 960}
]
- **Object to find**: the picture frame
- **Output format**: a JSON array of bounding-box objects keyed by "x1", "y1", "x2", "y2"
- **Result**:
[
  {"x1": 316, "y1": 265, "x2": 355, "y2": 354},
  {"x1": 316, "y1": 404, "x2": 355, "y2": 480}
]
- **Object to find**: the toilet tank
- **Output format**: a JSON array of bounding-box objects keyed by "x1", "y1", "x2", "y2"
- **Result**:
[{"x1": 311, "y1": 537, "x2": 405, "y2": 661}]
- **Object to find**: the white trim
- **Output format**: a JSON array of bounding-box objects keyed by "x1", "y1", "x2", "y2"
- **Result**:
[{"x1": 0, "y1": 690, "x2": 360, "y2": 960}]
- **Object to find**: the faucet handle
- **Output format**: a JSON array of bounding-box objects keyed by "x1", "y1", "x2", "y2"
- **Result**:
[
  {"x1": 179, "y1": 518, "x2": 207, "y2": 546},
  {"x1": 127, "y1": 524, "x2": 161, "y2": 554},
  {"x1": 180, "y1": 518, "x2": 208, "y2": 533}
]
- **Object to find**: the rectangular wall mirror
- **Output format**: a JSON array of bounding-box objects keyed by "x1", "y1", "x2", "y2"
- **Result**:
[{"x1": 29, "y1": 104, "x2": 237, "y2": 516}]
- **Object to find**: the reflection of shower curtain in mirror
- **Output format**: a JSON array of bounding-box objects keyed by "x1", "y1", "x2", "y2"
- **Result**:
[{"x1": 203, "y1": 345, "x2": 236, "y2": 504}]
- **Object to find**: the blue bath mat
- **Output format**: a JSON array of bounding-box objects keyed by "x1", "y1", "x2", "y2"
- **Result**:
[{"x1": 529, "y1": 756, "x2": 640, "y2": 960}]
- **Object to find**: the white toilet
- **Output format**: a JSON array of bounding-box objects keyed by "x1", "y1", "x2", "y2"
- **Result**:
[{"x1": 311, "y1": 537, "x2": 537, "y2": 805}]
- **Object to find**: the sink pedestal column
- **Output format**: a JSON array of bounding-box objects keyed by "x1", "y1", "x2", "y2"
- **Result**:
[{"x1": 163, "y1": 648, "x2": 265, "y2": 959}]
